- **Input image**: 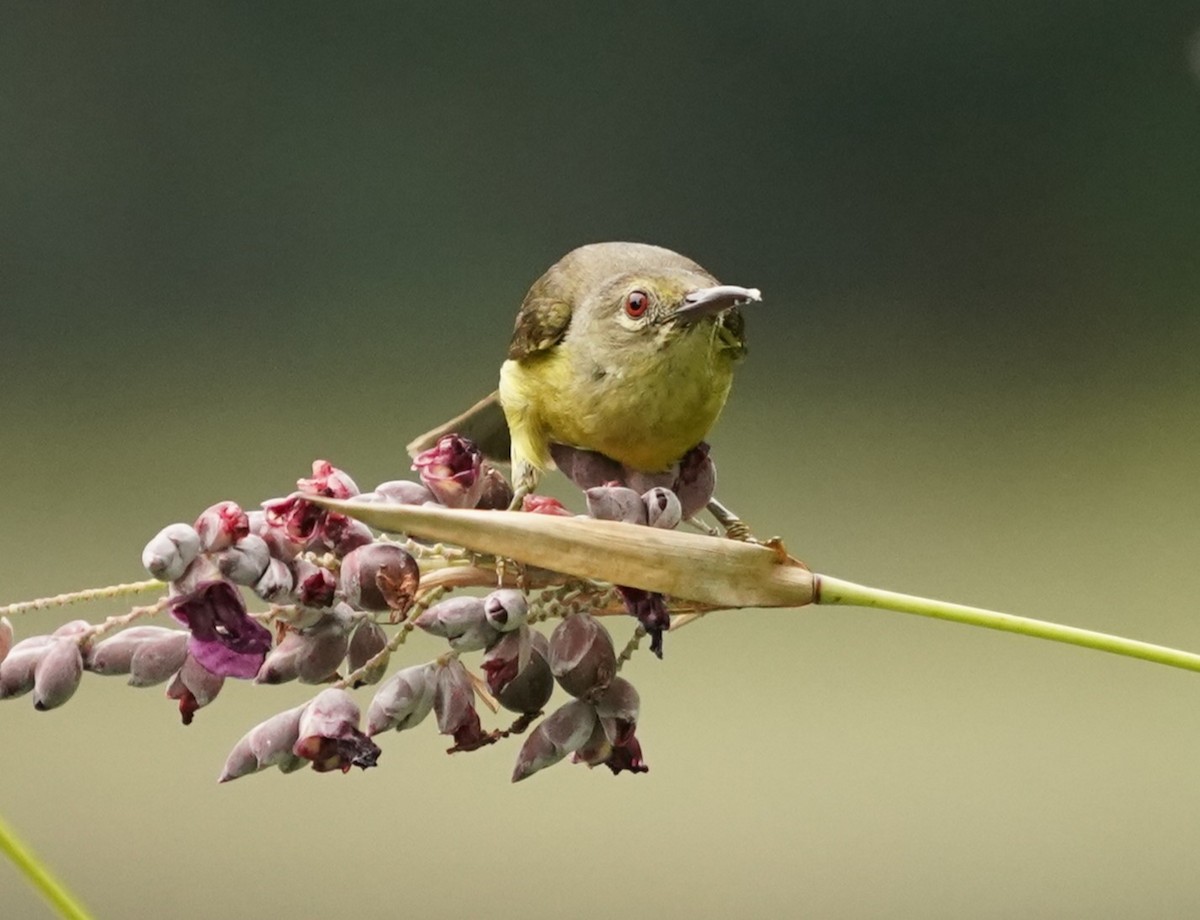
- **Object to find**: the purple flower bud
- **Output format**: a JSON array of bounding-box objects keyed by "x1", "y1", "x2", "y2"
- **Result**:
[
  {"x1": 0, "y1": 617, "x2": 12, "y2": 665},
  {"x1": 673, "y1": 442, "x2": 716, "y2": 519},
  {"x1": 297, "y1": 460, "x2": 359, "y2": 499},
  {"x1": 481, "y1": 627, "x2": 554, "y2": 714},
  {"x1": 166, "y1": 653, "x2": 225, "y2": 725},
  {"x1": 254, "y1": 630, "x2": 304, "y2": 685},
  {"x1": 337, "y1": 543, "x2": 419, "y2": 615},
  {"x1": 218, "y1": 704, "x2": 307, "y2": 782},
  {"x1": 320, "y1": 514, "x2": 374, "y2": 557},
  {"x1": 623, "y1": 465, "x2": 678, "y2": 495},
  {"x1": 194, "y1": 501, "x2": 250, "y2": 553},
  {"x1": 616, "y1": 587, "x2": 670, "y2": 659},
  {"x1": 214, "y1": 534, "x2": 271, "y2": 586},
  {"x1": 142, "y1": 523, "x2": 202, "y2": 582},
  {"x1": 293, "y1": 688, "x2": 380, "y2": 773},
  {"x1": 414, "y1": 597, "x2": 500, "y2": 652},
  {"x1": 593, "y1": 676, "x2": 640, "y2": 726},
  {"x1": 371, "y1": 479, "x2": 437, "y2": 506},
  {"x1": 483, "y1": 589, "x2": 528, "y2": 632},
  {"x1": 256, "y1": 611, "x2": 352, "y2": 685},
  {"x1": 0, "y1": 635, "x2": 54, "y2": 699},
  {"x1": 550, "y1": 444, "x2": 625, "y2": 491},
  {"x1": 347, "y1": 619, "x2": 388, "y2": 687},
  {"x1": 511, "y1": 699, "x2": 597, "y2": 782},
  {"x1": 412, "y1": 434, "x2": 486, "y2": 509},
  {"x1": 292, "y1": 559, "x2": 337, "y2": 609},
  {"x1": 33, "y1": 638, "x2": 84, "y2": 710},
  {"x1": 643, "y1": 487, "x2": 682, "y2": 530},
  {"x1": 576, "y1": 676, "x2": 648, "y2": 775},
  {"x1": 434, "y1": 659, "x2": 496, "y2": 752},
  {"x1": 366, "y1": 662, "x2": 437, "y2": 735},
  {"x1": 474, "y1": 465, "x2": 515, "y2": 511},
  {"x1": 87, "y1": 626, "x2": 187, "y2": 681},
  {"x1": 548, "y1": 612, "x2": 616, "y2": 699},
  {"x1": 169, "y1": 580, "x2": 273, "y2": 679},
  {"x1": 253, "y1": 558, "x2": 295, "y2": 602},
  {"x1": 585, "y1": 484, "x2": 648, "y2": 525}
]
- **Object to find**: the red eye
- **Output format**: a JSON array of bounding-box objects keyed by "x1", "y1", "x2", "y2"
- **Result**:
[{"x1": 624, "y1": 290, "x2": 650, "y2": 318}]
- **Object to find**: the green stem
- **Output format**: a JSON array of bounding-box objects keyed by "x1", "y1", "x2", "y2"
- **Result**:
[
  {"x1": 0, "y1": 810, "x2": 95, "y2": 920},
  {"x1": 816, "y1": 574, "x2": 1200, "y2": 673}
]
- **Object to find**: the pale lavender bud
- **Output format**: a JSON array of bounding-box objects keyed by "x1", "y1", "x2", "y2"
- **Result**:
[
  {"x1": 414, "y1": 596, "x2": 501, "y2": 652},
  {"x1": 194, "y1": 501, "x2": 250, "y2": 553},
  {"x1": 214, "y1": 534, "x2": 271, "y2": 586},
  {"x1": 297, "y1": 460, "x2": 360, "y2": 499},
  {"x1": 253, "y1": 558, "x2": 294, "y2": 602},
  {"x1": 371, "y1": 479, "x2": 437, "y2": 506},
  {"x1": 412, "y1": 434, "x2": 486, "y2": 508},
  {"x1": 347, "y1": 619, "x2": 388, "y2": 687},
  {"x1": 481, "y1": 627, "x2": 554, "y2": 715},
  {"x1": 218, "y1": 704, "x2": 307, "y2": 782},
  {"x1": 254, "y1": 630, "x2": 304, "y2": 685},
  {"x1": 52, "y1": 620, "x2": 91, "y2": 637},
  {"x1": 167, "y1": 654, "x2": 225, "y2": 725},
  {"x1": 474, "y1": 465, "x2": 515, "y2": 511},
  {"x1": 366, "y1": 662, "x2": 437, "y2": 735},
  {"x1": 86, "y1": 626, "x2": 185, "y2": 677},
  {"x1": 295, "y1": 612, "x2": 352, "y2": 684},
  {"x1": 643, "y1": 487, "x2": 682, "y2": 530},
  {"x1": 434, "y1": 658, "x2": 494, "y2": 752},
  {"x1": 511, "y1": 699, "x2": 598, "y2": 782},
  {"x1": 337, "y1": 543, "x2": 419, "y2": 615},
  {"x1": 548, "y1": 612, "x2": 616, "y2": 699},
  {"x1": 142, "y1": 523, "x2": 202, "y2": 582},
  {"x1": 292, "y1": 558, "x2": 336, "y2": 608},
  {"x1": 483, "y1": 589, "x2": 528, "y2": 632},
  {"x1": 0, "y1": 635, "x2": 54, "y2": 699},
  {"x1": 585, "y1": 484, "x2": 648, "y2": 525},
  {"x1": 33, "y1": 638, "x2": 84, "y2": 710},
  {"x1": 293, "y1": 687, "x2": 380, "y2": 772},
  {"x1": 0, "y1": 617, "x2": 11, "y2": 664},
  {"x1": 673, "y1": 442, "x2": 716, "y2": 519},
  {"x1": 249, "y1": 510, "x2": 301, "y2": 562},
  {"x1": 550, "y1": 444, "x2": 624, "y2": 491},
  {"x1": 128, "y1": 631, "x2": 190, "y2": 687},
  {"x1": 169, "y1": 554, "x2": 223, "y2": 596}
]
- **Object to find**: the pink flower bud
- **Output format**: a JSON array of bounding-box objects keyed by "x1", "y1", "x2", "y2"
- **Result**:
[
  {"x1": 253, "y1": 558, "x2": 295, "y2": 602},
  {"x1": 643, "y1": 487, "x2": 682, "y2": 530},
  {"x1": 673, "y1": 442, "x2": 716, "y2": 519},
  {"x1": 194, "y1": 501, "x2": 250, "y2": 553},
  {"x1": 293, "y1": 688, "x2": 380, "y2": 773},
  {"x1": 481, "y1": 627, "x2": 554, "y2": 714},
  {"x1": 249, "y1": 508, "x2": 302, "y2": 561},
  {"x1": 434, "y1": 659, "x2": 497, "y2": 752},
  {"x1": 483, "y1": 589, "x2": 528, "y2": 632},
  {"x1": 292, "y1": 559, "x2": 336, "y2": 608},
  {"x1": 0, "y1": 617, "x2": 12, "y2": 664},
  {"x1": 370, "y1": 479, "x2": 437, "y2": 506},
  {"x1": 167, "y1": 654, "x2": 225, "y2": 724},
  {"x1": 585, "y1": 484, "x2": 648, "y2": 524},
  {"x1": 0, "y1": 635, "x2": 54, "y2": 699},
  {"x1": 337, "y1": 543, "x2": 419, "y2": 615},
  {"x1": 549, "y1": 444, "x2": 624, "y2": 491},
  {"x1": 521, "y1": 495, "x2": 572, "y2": 516},
  {"x1": 366, "y1": 662, "x2": 436, "y2": 735},
  {"x1": 414, "y1": 596, "x2": 501, "y2": 652},
  {"x1": 511, "y1": 699, "x2": 597, "y2": 782},
  {"x1": 298, "y1": 460, "x2": 359, "y2": 499},
  {"x1": 214, "y1": 534, "x2": 271, "y2": 586},
  {"x1": 33, "y1": 638, "x2": 84, "y2": 710},
  {"x1": 142, "y1": 523, "x2": 202, "y2": 582},
  {"x1": 548, "y1": 612, "x2": 616, "y2": 699},
  {"x1": 347, "y1": 619, "x2": 388, "y2": 687},
  {"x1": 218, "y1": 704, "x2": 307, "y2": 782},
  {"x1": 412, "y1": 434, "x2": 486, "y2": 509}
]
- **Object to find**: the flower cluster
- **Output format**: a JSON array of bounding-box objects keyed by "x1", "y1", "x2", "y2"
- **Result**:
[{"x1": 1, "y1": 434, "x2": 720, "y2": 782}]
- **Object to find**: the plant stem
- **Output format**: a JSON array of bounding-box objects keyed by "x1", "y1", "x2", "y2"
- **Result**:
[
  {"x1": 815, "y1": 575, "x2": 1200, "y2": 674},
  {"x1": 0, "y1": 811, "x2": 95, "y2": 920},
  {"x1": 0, "y1": 580, "x2": 162, "y2": 617}
]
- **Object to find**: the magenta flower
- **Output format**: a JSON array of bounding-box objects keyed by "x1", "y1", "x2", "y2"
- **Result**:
[
  {"x1": 412, "y1": 434, "x2": 486, "y2": 508},
  {"x1": 169, "y1": 580, "x2": 272, "y2": 679}
]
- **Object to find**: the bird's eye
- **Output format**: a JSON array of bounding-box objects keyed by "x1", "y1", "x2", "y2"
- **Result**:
[{"x1": 624, "y1": 290, "x2": 650, "y2": 318}]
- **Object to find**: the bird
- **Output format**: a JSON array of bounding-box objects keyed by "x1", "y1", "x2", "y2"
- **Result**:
[{"x1": 407, "y1": 241, "x2": 760, "y2": 524}]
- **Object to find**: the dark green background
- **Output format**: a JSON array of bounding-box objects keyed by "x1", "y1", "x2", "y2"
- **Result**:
[{"x1": 3, "y1": 4, "x2": 1199, "y2": 918}]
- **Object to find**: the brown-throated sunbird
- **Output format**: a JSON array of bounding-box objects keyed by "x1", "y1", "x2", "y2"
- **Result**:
[{"x1": 407, "y1": 241, "x2": 760, "y2": 533}]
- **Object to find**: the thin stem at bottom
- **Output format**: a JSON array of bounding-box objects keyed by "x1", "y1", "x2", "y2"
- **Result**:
[{"x1": 0, "y1": 810, "x2": 94, "y2": 920}]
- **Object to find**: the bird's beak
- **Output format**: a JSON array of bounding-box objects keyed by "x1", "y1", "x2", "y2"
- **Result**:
[{"x1": 673, "y1": 284, "x2": 762, "y2": 322}]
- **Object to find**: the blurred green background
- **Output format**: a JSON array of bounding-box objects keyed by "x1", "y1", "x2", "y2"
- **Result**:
[{"x1": 3, "y1": 3, "x2": 1199, "y2": 918}]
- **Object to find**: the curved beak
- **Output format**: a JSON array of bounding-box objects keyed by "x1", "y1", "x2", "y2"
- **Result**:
[{"x1": 674, "y1": 284, "x2": 762, "y2": 323}]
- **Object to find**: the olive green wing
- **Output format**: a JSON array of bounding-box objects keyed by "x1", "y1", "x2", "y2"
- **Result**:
[
  {"x1": 405, "y1": 390, "x2": 512, "y2": 463},
  {"x1": 507, "y1": 297, "x2": 572, "y2": 361}
]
